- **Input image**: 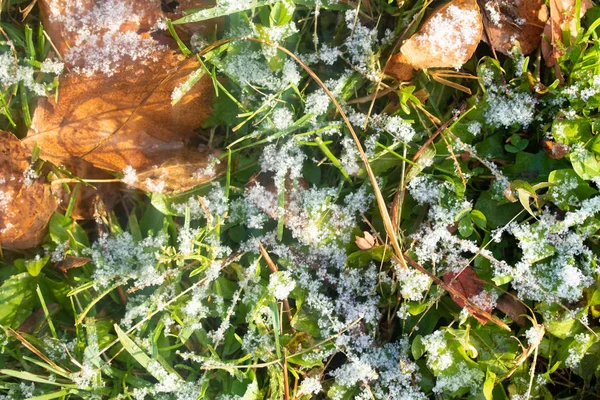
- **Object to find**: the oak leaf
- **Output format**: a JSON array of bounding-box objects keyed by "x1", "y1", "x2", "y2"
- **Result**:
[
  {"x1": 26, "y1": 0, "x2": 222, "y2": 194},
  {"x1": 482, "y1": 0, "x2": 549, "y2": 55},
  {"x1": 400, "y1": 0, "x2": 483, "y2": 70},
  {"x1": 0, "y1": 131, "x2": 58, "y2": 249},
  {"x1": 541, "y1": 0, "x2": 593, "y2": 66}
]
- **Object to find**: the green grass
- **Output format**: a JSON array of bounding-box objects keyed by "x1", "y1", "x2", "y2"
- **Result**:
[{"x1": 1, "y1": 0, "x2": 600, "y2": 399}]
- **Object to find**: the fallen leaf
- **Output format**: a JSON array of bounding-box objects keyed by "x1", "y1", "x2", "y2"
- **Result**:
[
  {"x1": 0, "y1": 131, "x2": 58, "y2": 249},
  {"x1": 385, "y1": 52, "x2": 414, "y2": 81},
  {"x1": 400, "y1": 0, "x2": 483, "y2": 69},
  {"x1": 50, "y1": 159, "x2": 119, "y2": 220},
  {"x1": 26, "y1": 0, "x2": 222, "y2": 194},
  {"x1": 165, "y1": 0, "x2": 223, "y2": 41},
  {"x1": 355, "y1": 231, "x2": 377, "y2": 250},
  {"x1": 496, "y1": 294, "x2": 527, "y2": 326},
  {"x1": 541, "y1": 0, "x2": 593, "y2": 66},
  {"x1": 541, "y1": 138, "x2": 570, "y2": 159},
  {"x1": 55, "y1": 256, "x2": 91, "y2": 273},
  {"x1": 482, "y1": 0, "x2": 549, "y2": 55},
  {"x1": 443, "y1": 267, "x2": 494, "y2": 325}
]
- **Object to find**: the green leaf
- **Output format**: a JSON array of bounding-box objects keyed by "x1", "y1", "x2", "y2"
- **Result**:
[
  {"x1": 570, "y1": 147, "x2": 600, "y2": 181},
  {"x1": 49, "y1": 213, "x2": 89, "y2": 248},
  {"x1": 517, "y1": 188, "x2": 536, "y2": 218},
  {"x1": 483, "y1": 368, "x2": 496, "y2": 400},
  {"x1": 28, "y1": 390, "x2": 71, "y2": 400},
  {"x1": 241, "y1": 378, "x2": 262, "y2": 400},
  {"x1": 173, "y1": 0, "x2": 272, "y2": 24},
  {"x1": 114, "y1": 324, "x2": 153, "y2": 373},
  {"x1": 412, "y1": 335, "x2": 425, "y2": 360},
  {"x1": 0, "y1": 273, "x2": 36, "y2": 328},
  {"x1": 458, "y1": 216, "x2": 474, "y2": 237},
  {"x1": 470, "y1": 210, "x2": 487, "y2": 228},
  {"x1": 171, "y1": 67, "x2": 205, "y2": 106},
  {"x1": 551, "y1": 118, "x2": 591, "y2": 145},
  {"x1": 25, "y1": 255, "x2": 49, "y2": 277},
  {"x1": 0, "y1": 370, "x2": 76, "y2": 388},
  {"x1": 548, "y1": 169, "x2": 597, "y2": 210},
  {"x1": 290, "y1": 308, "x2": 321, "y2": 338},
  {"x1": 270, "y1": 0, "x2": 294, "y2": 26}
]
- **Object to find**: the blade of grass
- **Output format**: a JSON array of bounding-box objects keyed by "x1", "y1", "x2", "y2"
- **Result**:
[{"x1": 35, "y1": 285, "x2": 57, "y2": 339}]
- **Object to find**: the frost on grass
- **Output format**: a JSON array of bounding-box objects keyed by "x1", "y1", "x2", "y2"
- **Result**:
[
  {"x1": 267, "y1": 270, "x2": 296, "y2": 300},
  {"x1": 493, "y1": 200, "x2": 600, "y2": 302},
  {"x1": 344, "y1": 10, "x2": 380, "y2": 80},
  {"x1": 480, "y1": 66, "x2": 537, "y2": 128},
  {"x1": 394, "y1": 259, "x2": 432, "y2": 301},
  {"x1": 0, "y1": 53, "x2": 60, "y2": 96},
  {"x1": 271, "y1": 107, "x2": 294, "y2": 130},
  {"x1": 422, "y1": 330, "x2": 485, "y2": 395},
  {"x1": 221, "y1": 50, "x2": 300, "y2": 91},
  {"x1": 85, "y1": 232, "x2": 167, "y2": 289},
  {"x1": 330, "y1": 340, "x2": 426, "y2": 400}
]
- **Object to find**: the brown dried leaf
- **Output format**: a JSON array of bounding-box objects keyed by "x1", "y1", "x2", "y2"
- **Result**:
[
  {"x1": 443, "y1": 267, "x2": 494, "y2": 325},
  {"x1": 164, "y1": 0, "x2": 223, "y2": 41},
  {"x1": 355, "y1": 231, "x2": 376, "y2": 250},
  {"x1": 496, "y1": 294, "x2": 527, "y2": 326},
  {"x1": 0, "y1": 131, "x2": 58, "y2": 249},
  {"x1": 27, "y1": 0, "x2": 222, "y2": 194},
  {"x1": 385, "y1": 53, "x2": 414, "y2": 81},
  {"x1": 541, "y1": 138, "x2": 570, "y2": 159},
  {"x1": 400, "y1": 0, "x2": 483, "y2": 69},
  {"x1": 56, "y1": 256, "x2": 91, "y2": 273},
  {"x1": 541, "y1": 0, "x2": 592, "y2": 66},
  {"x1": 483, "y1": 0, "x2": 549, "y2": 55},
  {"x1": 51, "y1": 159, "x2": 119, "y2": 220}
]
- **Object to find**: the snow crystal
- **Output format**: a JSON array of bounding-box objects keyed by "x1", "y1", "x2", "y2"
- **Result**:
[
  {"x1": 319, "y1": 44, "x2": 342, "y2": 65},
  {"x1": 268, "y1": 271, "x2": 296, "y2": 300},
  {"x1": 0, "y1": 53, "x2": 49, "y2": 96},
  {"x1": 414, "y1": 5, "x2": 481, "y2": 69},
  {"x1": 485, "y1": 90, "x2": 537, "y2": 128},
  {"x1": 45, "y1": 0, "x2": 167, "y2": 76},
  {"x1": 467, "y1": 120, "x2": 482, "y2": 136},
  {"x1": 297, "y1": 377, "x2": 322, "y2": 396},
  {"x1": 340, "y1": 136, "x2": 361, "y2": 175},
  {"x1": 484, "y1": 1, "x2": 503, "y2": 26},
  {"x1": 384, "y1": 116, "x2": 416, "y2": 142},
  {"x1": 40, "y1": 58, "x2": 65, "y2": 75},
  {"x1": 272, "y1": 107, "x2": 294, "y2": 130},
  {"x1": 422, "y1": 330, "x2": 454, "y2": 371},
  {"x1": 525, "y1": 325, "x2": 545, "y2": 347},
  {"x1": 344, "y1": 10, "x2": 379, "y2": 77},
  {"x1": 85, "y1": 232, "x2": 168, "y2": 289},
  {"x1": 432, "y1": 361, "x2": 484, "y2": 395},
  {"x1": 122, "y1": 165, "x2": 138, "y2": 186},
  {"x1": 395, "y1": 262, "x2": 432, "y2": 301}
]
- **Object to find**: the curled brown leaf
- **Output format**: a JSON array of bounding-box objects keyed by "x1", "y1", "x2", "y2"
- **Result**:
[
  {"x1": 355, "y1": 231, "x2": 377, "y2": 250},
  {"x1": 0, "y1": 131, "x2": 58, "y2": 249},
  {"x1": 482, "y1": 0, "x2": 549, "y2": 55}
]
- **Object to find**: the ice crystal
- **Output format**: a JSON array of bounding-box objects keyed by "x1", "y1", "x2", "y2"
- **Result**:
[{"x1": 268, "y1": 270, "x2": 296, "y2": 300}]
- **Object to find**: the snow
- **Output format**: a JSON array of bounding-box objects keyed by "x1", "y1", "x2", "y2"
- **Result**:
[{"x1": 414, "y1": 5, "x2": 481, "y2": 68}]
